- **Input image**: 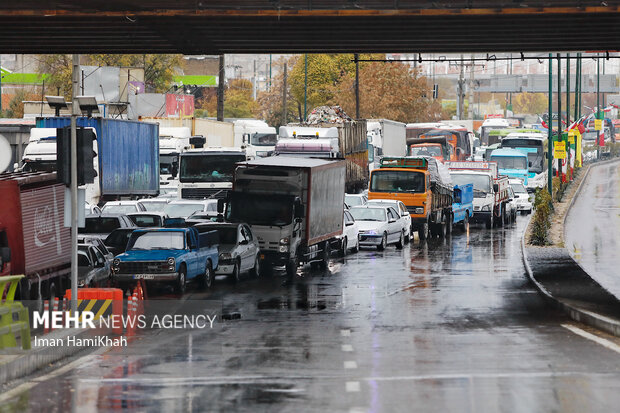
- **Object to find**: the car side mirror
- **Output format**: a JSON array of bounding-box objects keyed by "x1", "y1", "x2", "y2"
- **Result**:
[
  {"x1": 389, "y1": 218, "x2": 396, "y2": 223},
  {"x1": 96, "y1": 259, "x2": 105, "y2": 268},
  {"x1": 528, "y1": 161, "x2": 533, "y2": 167},
  {"x1": 217, "y1": 199, "x2": 225, "y2": 214},
  {"x1": 294, "y1": 199, "x2": 304, "y2": 219},
  {"x1": 0, "y1": 247, "x2": 11, "y2": 264},
  {"x1": 239, "y1": 239, "x2": 249, "y2": 245},
  {"x1": 346, "y1": 221, "x2": 354, "y2": 227},
  {"x1": 493, "y1": 183, "x2": 499, "y2": 193}
]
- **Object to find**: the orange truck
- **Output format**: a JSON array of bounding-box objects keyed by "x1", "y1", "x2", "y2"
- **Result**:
[
  {"x1": 368, "y1": 157, "x2": 453, "y2": 240},
  {"x1": 408, "y1": 136, "x2": 455, "y2": 162}
]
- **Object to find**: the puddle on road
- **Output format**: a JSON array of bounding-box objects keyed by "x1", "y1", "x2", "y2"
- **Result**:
[{"x1": 256, "y1": 282, "x2": 342, "y2": 311}]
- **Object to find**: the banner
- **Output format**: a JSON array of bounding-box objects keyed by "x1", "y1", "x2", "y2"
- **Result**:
[{"x1": 165, "y1": 94, "x2": 195, "y2": 118}]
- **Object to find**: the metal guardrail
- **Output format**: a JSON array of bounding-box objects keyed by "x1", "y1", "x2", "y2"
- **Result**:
[{"x1": 0, "y1": 275, "x2": 31, "y2": 350}]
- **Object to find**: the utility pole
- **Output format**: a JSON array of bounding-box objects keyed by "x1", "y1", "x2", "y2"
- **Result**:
[
  {"x1": 457, "y1": 54, "x2": 464, "y2": 119},
  {"x1": 252, "y1": 60, "x2": 257, "y2": 100},
  {"x1": 70, "y1": 54, "x2": 80, "y2": 312},
  {"x1": 597, "y1": 55, "x2": 600, "y2": 159},
  {"x1": 354, "y1": 53, "x2": 360, "y2": 119},
  {"x1": 304, "y1": 54, "x2": 308, "y2": 121},
  {"x1": 557, "y1": 53, "x2": 562, "y2": 179},
  {"x1": 576, "y1": 53, "x2": 581, "y2": 120},
  {"x1": 269, "y1": 54, "x2": 272, "y2": 91},
  {"x1": 566, "y1": 54, "x2": 570, "y2": 125},
  {"x1": 282, "y1": 63, "x2": 288, "y2": 125},
  {"x1": 217, "y1": 55, "x2": 225, "y2": 121},
  {"x1": 547, "y1": 54, "x2": 553, "y2": 196},
  {"x1": 468, "y1": 54, "x2": 475, "y2": 119}
]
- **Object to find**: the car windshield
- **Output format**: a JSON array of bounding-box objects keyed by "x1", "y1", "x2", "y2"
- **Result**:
[
  {"x1": 127, "y1": 231, "x2": 185, "y2": 250},
  {"x1": 130, "y1": 215, "x2": 162, "y2": 227},
  {"x1": 160, "y1": 154, "x2": 177, "y2": 175},
  {"x1": 227, "y1": 192, "x2": 293, "y2": 226},
  {"x1": 102, "y1": 205, "x2": 138, "y2": 214},
  {"x1": 105, "y1": 230, "x2": 133, "y2": 249},
  {"x1": 345, "y1": 195, "x2": 364, "y2": 207},
  {"x1": 511, "y1": 183, "x2": 527, "y2": 193},
  {"x1": 163, "y1": 203, "x2": 204, "y2": 218},
  {"x1": 78, "y1": 252, "x2": 91, "y2": 267},
  {"x1": 370, "y1": 170, "x2": 425, "y2": 193},
  {"x1": 179, "y1": 154, "x2": 246, "y2": 182},
  {"x1": 410, "y1": 146, "x2": 442, "y2": 157},
  {"x1": 250, "y1": 133, "x2": 278, "y2": 146},
  {"x1": 491, "y1": 156, "x2": 528, "y2": 170},
  {"x1": 82, "y1": 218, "x2": 121, "y2": 234},
  {"x1": 350, "y1": 208, "x2": 386, "y2": 222},
  {"x1": 451, "y1": 174, "x2": 491, "y2": 196},
  {"x1": 141, "y1": 201, "x2": 168, "y2": 212}
]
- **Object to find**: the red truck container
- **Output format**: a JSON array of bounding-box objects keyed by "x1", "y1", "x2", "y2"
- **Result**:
[{"x1": 0, "y1": 172, "x2": 70, "y2": 302}]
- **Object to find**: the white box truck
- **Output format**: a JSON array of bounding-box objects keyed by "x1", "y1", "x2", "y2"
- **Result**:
[
  {"x1": 222, "y1": 157, "x2": 345, "y2": 278},
  {"x1": 367, "y1": 119, "x2": 407, "y2": 172}
]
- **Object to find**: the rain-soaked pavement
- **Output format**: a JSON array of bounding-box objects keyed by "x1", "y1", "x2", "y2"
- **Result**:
[
  {"x1": 5, "y1": 217, "x2": 620, "y2": 412},
  {"x1": 566, "y1": 160, "x2": 620, "y2": 300}
]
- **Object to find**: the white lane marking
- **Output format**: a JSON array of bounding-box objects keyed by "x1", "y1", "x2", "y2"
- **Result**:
[
  {"x1": 340, "y1": 329, "x2": 351, "y2": 337},
  {"x1": 341, "y1": 344, "x2": 354, "y2": 352},
  {"x1": 0, "y1": 346, "x2": 110, "y2": 402},
  {"x1": 344, "y1": 361, "x2": 358, "y2": 369},
  {"x1": 346, "y1": 381, "x2": 361, "y2": 392},
  {"x1": 562, "y1": 324, "x2": 620, "y2": 354}
]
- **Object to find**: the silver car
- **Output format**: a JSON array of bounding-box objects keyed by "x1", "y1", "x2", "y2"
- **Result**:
[{"x1": 195, "y1": 222, "x2": 260, "y2": 282}]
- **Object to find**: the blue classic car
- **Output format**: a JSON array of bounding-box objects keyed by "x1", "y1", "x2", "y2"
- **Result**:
[{"x1": 111, "y1": 227, "x2": 219, "y2": 293}]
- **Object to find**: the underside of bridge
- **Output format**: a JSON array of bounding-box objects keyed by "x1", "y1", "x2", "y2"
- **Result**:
[{"x1": 1, "y1": 1, "x2": 619, "y2": 53}]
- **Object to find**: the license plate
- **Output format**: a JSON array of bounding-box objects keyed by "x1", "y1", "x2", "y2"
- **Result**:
[{"x1": 134, "y1": 274, "x2": 155, "y2": 280}]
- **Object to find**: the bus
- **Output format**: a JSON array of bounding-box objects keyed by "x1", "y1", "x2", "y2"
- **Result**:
[{"x1": 500, "y1": 133, "x2": 547, "y2": 192}]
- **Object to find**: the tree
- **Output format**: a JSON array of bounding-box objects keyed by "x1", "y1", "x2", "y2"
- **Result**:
[
  {"x1": 37, "y1": 54, "x2": 73, "y2": 98},
  {"x1": 223, "y1": 79, "x2": 257, "y2": 118},
  {"x1": 0, "y1": 89, "x2": 38, "y2": 118},
  {"x1": 331, "y1": 61, "x2": 443, "y2": 123},
  {"x1": 512, "y1": 92, "x2": 548, "y2": 115},
  {"x1": 256, "y1": 60, "x2": 299, "y2": 128}
]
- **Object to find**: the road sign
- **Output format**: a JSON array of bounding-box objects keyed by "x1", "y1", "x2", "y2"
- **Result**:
[
  {"x1": 595, "y1": 119, "x2": 603, "y2": 131},
  {"x1": 554, "y1": 141, "x2": 567, "y2": 159}
]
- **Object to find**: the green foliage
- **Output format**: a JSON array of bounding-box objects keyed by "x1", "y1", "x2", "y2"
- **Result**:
[
  {"x1": 0, "y1": 89, "x2": 36, "y2": 118},
  {"x1": 530, "y1": 188, "x2": 552, "y2": 246},
  {"x1": 194, "y1": 108, "x2": 209, "y2": 118},
  {"x1": 223, "y1": 79, "x2": 257, "y2": 118}
]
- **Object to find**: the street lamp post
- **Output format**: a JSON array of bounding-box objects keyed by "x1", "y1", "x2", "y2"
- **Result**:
[{"x1": 548, "y1": 54, "x2": 553, "y2": 196}]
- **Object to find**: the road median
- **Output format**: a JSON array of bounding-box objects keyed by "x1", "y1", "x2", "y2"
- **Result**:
[{"x1": 522, "y1": 158, "x2": 620, "y2": 337}]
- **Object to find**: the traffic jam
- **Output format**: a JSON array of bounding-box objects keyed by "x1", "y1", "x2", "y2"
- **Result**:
[{"x1": 0, "y1": 109, "x2": 543, "y2": 302}]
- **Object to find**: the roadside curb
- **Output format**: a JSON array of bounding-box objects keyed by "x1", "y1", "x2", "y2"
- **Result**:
[
  {"x1": 521, "y1": 158, "x2": 620, "y2": 337},
  {"x1": 0, "y1": 327, "x2": 105, "y2": 386}
]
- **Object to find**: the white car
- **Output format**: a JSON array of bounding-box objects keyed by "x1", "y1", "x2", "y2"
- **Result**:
[
  {"x1": 344, "y1": 193, "x2": 367, "y2": 208},
  {"x1": 509, "y1": 179, "x2": 533, "y2": 214},
  {"x1": 349, "y1": 205, "x2": 407, "y2": 251},
  {"x1": 336, "y1": 209, "x2": 359, "y2": 256},
  {"x1": 102, "y1": 200, "x2": 146, "y2": 214},
  {"x1": 366, "y1": 199, "x2": 412, "y2": 242},
  {"x1": 195, "y1": 222, "x2": 260, "y2": 282},
  {"x1": 138, "y1": 198, "x2": 170, "y2": 212},
  {"x1": 163, "y1": 199, "x2": 218, "y2": 219},
  {"x1": 506, "y1": 186, "x2": 518, "y2": 224}
]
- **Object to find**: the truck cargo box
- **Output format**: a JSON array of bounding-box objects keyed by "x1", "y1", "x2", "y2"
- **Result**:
[{"x1": 36, "y1": 117, "x2": 159, "y2": 197}]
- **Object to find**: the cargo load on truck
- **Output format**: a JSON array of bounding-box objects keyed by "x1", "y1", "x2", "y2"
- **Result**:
[
  {"x1": 34, "y1": 117, "x2": 160, "y2": 204},
  {"x1": 224, "y1": 156, "x2": 346, "y2": 278},
  {"x1": 0, "y1": 171, "x2": 70, "y2": 305}
]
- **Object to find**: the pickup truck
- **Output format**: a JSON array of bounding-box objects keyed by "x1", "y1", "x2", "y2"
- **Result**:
[
  {"x1": 111, "y1": 227, "x2": 219, "y2": 293},
  {"x1": 452, "y1": 184, "x2": 474, "y2": 231}
]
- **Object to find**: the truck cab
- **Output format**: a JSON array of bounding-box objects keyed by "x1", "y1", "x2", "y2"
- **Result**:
[
  {"x1": 489, "y1": 148, "x2": 530, "y2": 185},
  {"x1": 159, "y1": 127, "x2": 191, "y2": 183},
  {"x1": 177, "y1": 148, "x2": 247, "y2": 200}
]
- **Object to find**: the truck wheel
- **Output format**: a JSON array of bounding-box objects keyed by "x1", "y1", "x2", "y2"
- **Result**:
[
  {"x1": 319, "y1": 243, "x2": 331, "y2": 269},
  {"x1": 396, "y1": 230, "x2": 405, "y2": 249},
  {"x1": 486, "y1": 214, "x2": 493, "y2": 229},
  {"x1": 250, "y1": 255, "x2": 261, "y2": 277},
  {"x1": 377, "y1": 233, "x2": 387, "y2": 251},
  {"x1": 445, "y1": 213, "x2": 452, "y2": 235},
  {"x1": 438, "y1": 221, "x2": 447, "y2": 238},
  {"x1": 339, "y1": 237, "x2": 348, "y2": 257},
  {"x1": 230, "y1": 260, "x2": 241, "y2": 283},
  {"x1": 286, "y1": 259, "x2": 298, "y2": 278},
  {"x1": 175, "y1": 266, "x2": 187, "y2": 294},
  {"x1": 418, "y1": 222, "x2": 429, "y2": 241}
]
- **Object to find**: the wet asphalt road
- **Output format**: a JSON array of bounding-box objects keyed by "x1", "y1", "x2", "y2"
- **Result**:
[
  {"x1": 6, "y1": 217, "x2": 620, "y2": 412},
  {"x1": 566, "y1": 160, "x2": 620, "y2": 300}
]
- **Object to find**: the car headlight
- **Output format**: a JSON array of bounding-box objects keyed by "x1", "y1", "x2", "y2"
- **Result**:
[
  {"x1": 279, "y1": 237, "x2": 289, "y2": 245},
  {"x1": 167, "y1": 257, "x2": 175, "y2": 271},
  {"x1": 219, "y1": 253, "x2": 232, "y2": 261},
  {"x1": 481, "y1": 205, "x2": 491, "y2": 211},
  {"x1": 112, "y1": 258, "x2": 120, "y2": 271},
  {"x1": 414, "y1": 207, "x2": 424, "y2": 214},
  {"x1": 365, "y1": 230, "x2": 378, "y2": 235}
]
